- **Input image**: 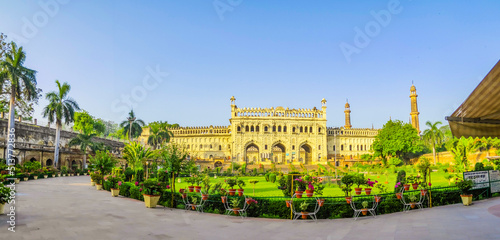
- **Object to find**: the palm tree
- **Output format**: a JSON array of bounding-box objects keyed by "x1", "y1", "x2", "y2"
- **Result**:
[
  {"x1": 147, "y1": 122, "x2": 174, "y2": 149},
  {"x1": 422, "y1": 121, "x2": 443, "y2": 165},
  {"x1": 89, "y1": 150, "x2": 118, "y2": 184},
  {"x1": 120, "y1": 110, "x2": 145, "y2": 140},
  {"x1": 0, "y1": 42, "x2": 38, "y2": 165},
  {"x1": 122, "y1": 141, "x2": 155, "y2": 172},
  {"x1": 69, "y1": 132, "x2": 107, "y2": 169},
  {"x1": 42, "y1": 80, "x2": 80, "y2": 168}
]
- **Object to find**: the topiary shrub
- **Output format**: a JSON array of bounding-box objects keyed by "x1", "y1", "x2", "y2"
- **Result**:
[
  {"x1": 253, "y1": 168, "x2": 258, "y2": 176},
  {"x1": 265, "y1": 173, "x2": 270, "y2": 182},
  {"x1": 269, "y1": 173, "x2": 276, "y2": 183},
  {"x1": 130, "y1": 185, "x2": 144, "y2": 201},
  {"x1": 119, "y1": 182, "x2": 134, "y2": 197}
]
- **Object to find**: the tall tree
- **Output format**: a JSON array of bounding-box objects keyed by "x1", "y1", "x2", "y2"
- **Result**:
[
  {"x1": 372, "y1": 120, "x2": 422, "y2": 165},
  {"x1": 120, "y1": 110, "x2": 145, "y2": 140},
  {"x1": 88, "y1": 150, "x2": 118, "y2": 184},
  {"x1": 73, "y1": 110, "x2": 105, "y2": 135},
  {"x1": 422, "y1": 121, "x2": 443, "y2": 165},
  {"x1": 159, "y1": 143, "x2": 190, "y2": 207},
  {"x1": 42, "y1": 80, "x2": 80, "y2": 168},
  {"x1": 68, "y1": 132, "x2": 108, "y2": 169},
  {"x1": 147, "y1": 121, "x2": 174, "y2": 149},
  {"x1": 0, "y1": 42, "x2": 38, "y2": 166}
]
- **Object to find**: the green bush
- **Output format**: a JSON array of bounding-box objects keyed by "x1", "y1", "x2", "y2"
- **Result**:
[
  {"x1": 135, "y1": 169, "x2": 145, "y2": 182},
  {"x1": 265, "y1": 173, "x2": 270, "y2": 182},
  {"x1": 269, "y1": 173, "x2": 276, "y2": 183},
  {"x1": 124, "y1": 168, "x2": 134, "y2": 182},
  {"x1": 119, "y1": 182, "x2": 134, "y2": 197},
  {"x1": 474, "y1": 162, "x2": 485, "y2": 171},
  {"x1": 253, "y1": 168, "x2": 258, "y2": 176},
  {"x1": 130, "y1": 185, "x2": 144, "y2": 201}
]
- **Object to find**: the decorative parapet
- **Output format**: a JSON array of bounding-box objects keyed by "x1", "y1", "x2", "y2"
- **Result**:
[
  {"x1": 233, "y1": 106, "x2": 325, "y2": 119},
  {"x1": 327, "y1": 127, "x2": 379, "y2": 136},
  {"x1": 169, "y1": 125, "x2": 231, "y2": 136}
]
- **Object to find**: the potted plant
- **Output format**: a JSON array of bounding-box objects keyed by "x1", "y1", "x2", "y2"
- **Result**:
[
  {"x1": 406, "y1": 175, "x2": 418, "y2": 190},
  {"x1": 409, "y1": 194, "x2": 417, "y2": 209},
  {"x1": 201, "y1": 175, "x2": 211, "y2": 200},
  {"x1": 142, "y1": 178, "x2": 166, "y2": 208},
  {"x1": 186, "y1": 177, "x2": 195, "y2": 192},
  {"x1": 32, "y1": 171, "x2": 38, "y2": 180},
  {"x1": 419, "y1": 181, "x2": 430, "y2": 196},
  {"x1": 107, "y1": 176, "x2": 121, "y2": 197},
  {"x1": 361, "y1": 201, "x2": 369, "y2": 215},
  {"x1": 226, "y1": 177, "x2": 237, "y2": 196},
  {"x1": 231, "y1": 198, "x2": 240, "y2": 215},
  {"x1": 341, "y1": 174, "x2": 355, "y2": 203},
  {"x1": 374, "y1": 183, "x2": 386, "y2": 203},
  {"x1": 237, "y1": 179, "x2": 246, "y2": 196},
  {"x1": 294, "y1": 177, "x2": 307, "y2": 198},
  {"x1": 23, "y1": 172, "x2": 30, "y2": 181},
  {"x1": 299, "y1": 201, "x2": 309, "y2": 219},
  {"x1": 456, "y1": 178, "x2": 474, "y2": 206},
  {"x1": 365, "y1": 178, "x2": 378, "y2": 195},
  {"x1": 353, "y1": 173, "x2": 366, "y2": 195},
  {"x1": 394, "y1": 182, "x2": 403, "y2": 199},
  {"x1": 61, "y1": 166, "x2": 68, "y2": 177},
  {"x1": 89, "y1": 172, "x2": 96, "y2": 186},
  {"x1": 194, "y1": 175, "x2": 202, "y2": 193},
  {"x1": 91, "y1": 173, "x2": 103, "y2": 190},
  {"x1": 285, "y1": 199, "x2": 292, "y2": 208},
  {"x1": 317, "y1": 198, "x2": 325, "y2": 207},
  {"x1": 190, "y1": 196, "x2": 198, "y2": 210},
  {"x1": 0, "y1": 183, "x2": 15, "y2": 215}
]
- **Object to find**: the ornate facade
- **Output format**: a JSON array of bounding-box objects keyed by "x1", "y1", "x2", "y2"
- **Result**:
[{"x1": 141, "y1": 97, "x2": 381, "y2": 166}]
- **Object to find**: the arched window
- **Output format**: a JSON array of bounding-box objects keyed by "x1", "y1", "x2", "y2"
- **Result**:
[
  {"x1": 187, "y1": 145, "x2": 190, "y2": 149},
  {"x1": 341, "y1": 145, "x2": 344, "y2": 151},
  {"x1": 357, "y1": 145, "x2": 359, "y2": 151},
  {"x1": 318, "y1": 127, "x2": 321, "y2": 133},
  {"x1": 245, "y1": 126, "x2": 249, "y2": 132},
  {"x1": 210, "y1": 145, "x2": 212, "y2": 149},
  {"x1": 251, "y1": 126, "x2": 254, "y2": 132},
  {"x1": 300, "y1": 127, "x2": 303, "y2": 133},
  {"x1": 219, "y1": 145, "x2": 221, "y2": 150},
  {"x1": 278, "y1": 126, "x2": 281, "y2": 132},
  {"x1": 273, "y1": 126, "x2": 276, "y2": 132},
  {"x1": 305, "y1": 127, "x2": 308, "y2": 133},
  {"x1": 310, "y1": 127, "x2": 313, "y2": 133},
  {"x1": 292, "y1": 145, "x2": 295, "y2": 150},
  {"x1": 237, "y1": 126, "x2": 241, "y2": 131},
  {"x1": 200, "y1": 144, "x2": 203, "y2": 149},
  {"x1": 284, "y1": 126, "x2": 287, "y2": 132},
  {"x1": 349, "y1": 145, "x2": 352, "y2": 151},
  {"x1": 333, "y1": 145, "x2": 336, "y2": 151},
  {"x1": 256, "y1": 126, "x2": 259, "y2": 132},
  {"x1": 318, "y1": 145, "x2": 321, "y2": 150},
  {"x1": 264, "y1": 126, "x2": 268, "y2": 131},
  {"x1": 292, "y1": 127, "x2": 296, "y2": 132}
]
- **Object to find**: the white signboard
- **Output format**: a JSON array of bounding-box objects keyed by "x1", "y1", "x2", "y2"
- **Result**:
[
  {"x1": 489, "y1": 170, "x2": 500, "y2": 193},
  {"x1": 463, "y1": 171, "x2": 489, "y2": 189}
]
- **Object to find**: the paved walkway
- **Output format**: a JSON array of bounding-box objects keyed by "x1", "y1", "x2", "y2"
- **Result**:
[{"x1": 2, "y1": 176, "x2": 500, "y2": 240}]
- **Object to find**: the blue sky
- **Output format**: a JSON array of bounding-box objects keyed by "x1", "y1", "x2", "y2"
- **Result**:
[{"x1": 1, "y1": 0, "x2": 499, "y2": 129}]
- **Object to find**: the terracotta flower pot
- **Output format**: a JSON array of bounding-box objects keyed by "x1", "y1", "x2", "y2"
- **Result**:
[
  {"x1": 345, "y1": 196, "x2": 352, "y2": 204},
  {"x1": 233, "y1": 208, "x2": 240, "y2": 215},
  {"x1": 410, "y1": 203, "x2": 416, "y2": 209},
  {"x1": 412, "y1": 183, "x2": 418, "y2": 190},
  {"x1": 245, "y1": 198, "x2": 253, "y2": 205},
  {"x1": 396, "y1": 193, "x2": 403, "y2": 199},
  {"x1": 188, "y1": 186, "x2": 194, "y2": 192},
  {"x1": 285, "y1": 200, "x2": 292, "y2": 208},
  {"x1": 295, "y1": 191, "x2": 303, "y2": 198},
  {"x1": 403, "y1": 184, "x2": 410, "y2": 191},
  {"x1": 354, "y1": 188, "x2": 362, "y2": 195},
  {"x1": 143, "y1": 194, "x2": 161, "y2": 208},
  {"x1": 317, "y1": 199, "x2": 325, "y2": 207},
  {"x1": 305, "y1": 189, "x2": 314, "y2": 197},
  {"x1": 228, "y1": 189, "x2": 236, "y2": 196},
  {"x1": 375, "y1": 196, "x2": 382, "y2": 203},
  {"x1": 420, "y1": 189, "x2": 428, "y2": 196},
  {"x1": 237, "y1": 189, "x2": 244, "y2": 196},
  {"x1": 361, "y1": 209, "x2": 368, "y2": 215},
  {"x1": 364, "y1": 188, "x2": 372, "y2": 195},
  {"x1": 221, "y1": 196, "x2": 227, "y2": 203},
  {"x1": 202, "y1": 194, "x2": 209, "y2": 200},
  {"x1": 194, "y1": 186, "x2": 202, "y2": 193},
  {"x1": 111, "y1": 188, "x2": 120, "y2": 197},
  {"x1": 301, "y1": 212, "x2": 308, "y2": 219}
]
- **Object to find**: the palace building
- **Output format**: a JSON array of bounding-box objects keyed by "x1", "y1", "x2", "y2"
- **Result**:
[{"x1": 139, "y1": 85, "x2": 419, "y2": 166}]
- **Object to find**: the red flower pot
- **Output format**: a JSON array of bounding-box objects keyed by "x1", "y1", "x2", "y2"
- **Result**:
[
  {"x1": 410, "y1": 203, "x2": 416, "y2": 209},
  {"x1": 345, "y1": 196, "x2": 353, "y2": 204},
  {"x1": 188, "y1": 186, "x2": 194, "y2": 192},
  {"x1": 354, "y1": 188, "x2": 362, "y2": 195},
  {"x1": 228, "y1": 189, "x2": 236, "y2": 196},
  {"x1": 361, "y1": 209, "x2": 368, "y2": 215},
  {"x1": 301, "y1": 212, "x2": 308, "y2": 219},
  {"x1": 285, "y1": 200, "x2": 292, "y2": 208},
  {"x1": 295, "y1": 191, "x2": 303, "y2": 198},
  {"x1": 305, "y1": 189, "x2": 314, "y2": 197},
  {"x1": 181, "y1": 193, "x2": 187, "y2": 199},
  {"x1": 364, "y1": 188, "x2": 372, "y2": 195},
  {"x1": 403, "y1": 184, "x2": 410, "y2": 191},
  {"x1": 202, "y1": 194, "x2": 209, "y2": 200},
  {"x1": 221, "y1": 196, "x2": 227, "y2": 203},
  {"x1": 233, "y1": 208, "x2": 240, "y2": 215},
  {"x1": 375, "y1": 196, "x2": 382, "y2": 203},
  {"x1": 396, "y1": 193, "x2": 403, "y2": 199},
  {"x1": 420, "y1": 189, "x2": 428, "y2": 196},
  {"x1": 412, "y1": 183, "x2": 418, "y2": 190},
  {"x1": 237, "y1": 189, "x2": 244, "y2": 196},
  {"x1": 317, "y1": 199, "x2": 325, "y2": 207},
  {"x1": 194, "y1": 186, "x2": 202, "y2": 193}
]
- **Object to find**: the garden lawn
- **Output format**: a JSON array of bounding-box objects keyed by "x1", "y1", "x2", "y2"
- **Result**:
[{"x1": 172, "y1": 170, "x2": 455, "y2": 197}]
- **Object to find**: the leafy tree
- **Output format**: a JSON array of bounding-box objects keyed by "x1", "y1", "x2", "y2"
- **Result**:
[
  {"x1": 99, "y1": 119, "x2": 119, "y2": 137},
  {"x1": 422, "y1": 121, "x2": 443, "y2": 165},
  {"x1": 89, "y1": 150, "x2": 118, "y2": 184},
  {"x1": 122, "y1": 141, "x2": 155, "y2": 172},
  {"x1": 440, "y1": 124, "x2": 454, "y2": 151},
  {"x1": 43, "y1": 80, "x2": 80, "y2": 168},
  {"x1": 158, "y1": 143, "x2": 190, "y2": 207},
  {"x1": 120, "y1": 110, "x2": 145, "y2": 140},
  {"x1": 372, "y1": 120, "x2": 422, "y2": 165},
  {"x1": 73, "y1": 110, "x2": 105, "y2": 135},
  {"x1": 1, "y1": 42, "x2": 39, "y2": 165},
  {"x1": 450, "y1": 137, "x2": 479, "y2": 172}
]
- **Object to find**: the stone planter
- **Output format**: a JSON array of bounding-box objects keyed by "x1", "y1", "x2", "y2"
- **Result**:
[
  {"x1": 91, "y1": 181, "x2": 96, "y2": 186},
  {"x1": 95, "y1": 184, "x2": 103, "y2": 190},
  {"x1": 77, "y1": 173, "x2": 80, "y2": 176},
  {"x1": 58, "y1": 174, "x2": 61, "y2": 177},
  {"x1": 14, "y1": 179, "x2": 20, "y2": 184},
  {"x1": 23, "y1": 177, "x2": 28, "y2": 181},
  {"x1": 461, "y1": 194, "x2": 473, "y2": 206},
  {"x1": 111, "y1": 188, "x2": 120, "y2": 197},
  {"x1": 44, "y1": 175, "x2": 48, "y2": 179},
  {"x1": 143, "y1": 194, "x2": 161, "y2": 208},
  {"x1": 34, "y1": 176, "x2": 38, "y2": 180},
  {"x1": 52, "y1": 174, "x2": 55, "y2": 178}
]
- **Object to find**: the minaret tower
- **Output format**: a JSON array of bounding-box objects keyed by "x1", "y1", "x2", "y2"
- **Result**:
[
  {"x1": 321, "y1": 98, "x2": 327, "y2": 119},
  {"x1": 230, "y1": 96, "x2": 236, "y2": 117},
  {"x1": 344, "y1": 100, "x2": 352, "y2": 129},
  {"x1": 410, "y1": 84, "x2": 420, "y2": 134}
]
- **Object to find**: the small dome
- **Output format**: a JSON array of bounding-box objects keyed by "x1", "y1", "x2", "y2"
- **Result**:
[
  {"x1": 345, "y1": 102, "x2": 350, "y2": 108},
  {"x1": 410, "y1": 85, "x2": 416, "y2": 91},
  {"x1": 276, "y1": 106, "x2": 285, "y2": 111}
]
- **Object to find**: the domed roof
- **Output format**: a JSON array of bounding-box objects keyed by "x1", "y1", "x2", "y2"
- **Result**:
[
  {"x1": 410, "y1": 85, "x2": 416, "y2": 91},
  {"x1": 345, "y1": 102, "x2": 350, "y2": 108},
  {"x1": 276, "y1": 106, "x2": 285, "y2": 111}
]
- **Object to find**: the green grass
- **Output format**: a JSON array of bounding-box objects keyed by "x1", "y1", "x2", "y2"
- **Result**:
[{"x1": 172, "y1": 170, "x2": 456, "y2": 197}]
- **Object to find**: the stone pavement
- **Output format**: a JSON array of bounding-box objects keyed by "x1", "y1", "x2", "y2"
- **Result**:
[{"x1": 1, "y1": 176, "x2": 500, "y2": 240}]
